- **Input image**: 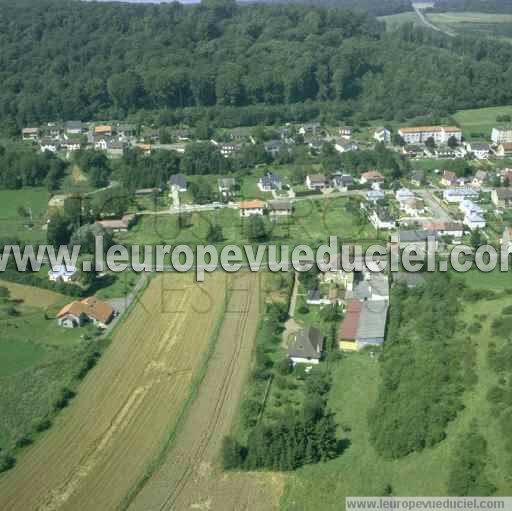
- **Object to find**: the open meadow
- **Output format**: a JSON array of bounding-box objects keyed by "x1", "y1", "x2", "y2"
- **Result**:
[{"x1": 454, "y1": 105, "x2": 512, "y2": 140}]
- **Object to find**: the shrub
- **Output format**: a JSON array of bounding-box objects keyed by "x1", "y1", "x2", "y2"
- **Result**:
[{"x1": 0, "y1": 453, "x2": 16, "y2": 473}]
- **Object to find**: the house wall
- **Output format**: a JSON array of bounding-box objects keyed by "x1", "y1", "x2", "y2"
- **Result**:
[
  {"x1": 290, "y1": 356, "x2": 320, "y2": 365},
  {"x1": 339, "y1": 340, "x2": 358, "y2": 352}
]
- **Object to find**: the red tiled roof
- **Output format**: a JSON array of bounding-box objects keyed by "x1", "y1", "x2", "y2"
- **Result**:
[{"x1": 339, "y1": 300, "x2": 362, "y2": 340}]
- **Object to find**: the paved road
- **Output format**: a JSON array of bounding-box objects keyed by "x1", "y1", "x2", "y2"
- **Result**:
[
  {"x1": 412, "y1": 3, "x2": 456, "y2": 37},
  {"x1": 417, "y1": 189, "x2": 455, "y2": 223}
]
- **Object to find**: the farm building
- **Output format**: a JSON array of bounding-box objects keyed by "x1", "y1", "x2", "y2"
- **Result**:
[{"x1": 57, "y1": 297, "x2": 115, "y2": 329}]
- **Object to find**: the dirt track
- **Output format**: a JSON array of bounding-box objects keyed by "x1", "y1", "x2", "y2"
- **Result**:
[
  {"x1": 0, "y1": 273, "x2": 227, "y2": 511},
  {"x1": 128, "y1": 271, "x2": 283, "y2": 511}
]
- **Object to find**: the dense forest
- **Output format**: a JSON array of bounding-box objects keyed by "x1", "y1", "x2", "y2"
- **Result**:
[{"x1": 2, "y1": 0, "x2": 512, "y2": 133}]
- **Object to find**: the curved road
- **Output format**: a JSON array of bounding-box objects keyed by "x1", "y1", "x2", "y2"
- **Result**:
[{"x1": 413, "y1": 4, "x2": 456, "y2": 37}]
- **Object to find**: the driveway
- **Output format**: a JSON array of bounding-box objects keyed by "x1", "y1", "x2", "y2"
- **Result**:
[{"x1": 417, "y1": 189, "x2": 455, "y2": 223}]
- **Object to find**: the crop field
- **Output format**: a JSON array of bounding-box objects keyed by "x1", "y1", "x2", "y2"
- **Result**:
[
  {"x1": 0, "y1": 273, "x2": 274, "y2": 511},
  {"x1": 426, "y1": 12, "x2": 512, "y2": 42},
  {"x1": 0, "y1": 187, "x2": 49, "y2": 243},
  {"x1": 454, "y1": 105, "x2": 512, "y2": 140},
  {"x1": 128, "y1": 271, "x2": 283, "y2": 511}
]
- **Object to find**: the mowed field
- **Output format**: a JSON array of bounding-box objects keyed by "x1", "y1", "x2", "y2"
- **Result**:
[
  {"x1": 454, "y1": 105, "x2": 512, "y2": 140},
  {"x1": 0, "y1": 272, "x2": 232, "y2": 511},
  {"x1": 128, "y1": 271, "x2": 283, "y2": 511}
]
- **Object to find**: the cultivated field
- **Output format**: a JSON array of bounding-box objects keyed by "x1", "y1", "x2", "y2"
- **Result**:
[
  {"x1": 0, "y1": 273, "x2": 228, "y2": 511},
  {"x1": 127, "y1": 271, "x2": 283, "y2": 511}
]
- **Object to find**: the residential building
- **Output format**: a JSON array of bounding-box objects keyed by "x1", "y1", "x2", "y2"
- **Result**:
[
  {"x1": 299, "y1": 122, "x2": 321, "y2": 136},
  {"x1": 288, "y1": 326, "x2": 324, "y2": 365},
  {"x1": 403, "y1": 197, "x2": 426, "y2": 216},
  {"x1": 94, "y1": 137, "x2": 110, "y2": 151},
  {"x1": 218, "y1": 177, "x2": 236, "y2": 196},
  {"x1": 402, "y1": 145, "x2": 425, "y2": 158},
  {"x1": 338, "y1": 300, "x2": 388, "y2": 351},
  {"x1": 346, "y1": 273, "x2": 389, "y2": 302},
  {"x1": 48, "y1": 265, "x2": 78, "y2": 283},
  {"x1": 94, "y1": 125, "x2": 113, "y2": 137},
  {"x1": 443, "y1": 187, "x2": 478, "y2": 203},
  {"x1": 220, "y1": 142, "x2": 242, "y2": 158},
  {"x1": 492, "y1": 127, "x2": 512, "y2": 144},
  {"x1": 305, "y1": 174, "x2": 328, "y2": 191},
  {"x1": 263, "y1": 140, "x2": 284, "y2": 157},
  {"x1": 22, "y1": 127, "x2": 39, "y2": 141},
  {"x1": 96, "y1": 214, "x2": 136, "y2": 232},
  {"x1": 306, "y1": 289, "x2": 341, "y2": 306},
  {"x1": 397, "y1": 229, "x2": 439, "y2": 251},
  {"x1": 441, "y1": 170, "x2": 458, "y2": 187},
  {"x1": 169, "y1": 174, "x2": 188, "y2": 192},
  {"x1": 367, "y1": 189, "x2": 385, "y2": 203},
  {"x1": 331, "y1": 174, "x2": 354, "y2": 191},
  {"x1": 40, "y1": 138, "x2": 59, "y2": 153},
  {"x1": 395, "y1": 188, "x2": 415, "y2": 206},
  {"x1": 374, "y1": 127, "x2": 391, "y2": 143},
  {"x1": 268, "y1": 199, "x2": 293, "y2": 218},
  {"x1": 135, "y1": 143, "x2": 152, "y2": 156},
  {"x1": 398, "y1": 126, "x2": 462, "y2": 145},
  {"x1": 360, "y1": 170, "x2": 384, "y2": 185},
  {"x1": 424, "y1": 221, "x2": 464, "y2": 240},
  {"x1": 464, "y1": 211, "x2": 486, "y2": 230},
  {"x1": 258, "y1": 172, "x2": 282, "y2": 192},
  {"x1": 57, "y1": 297, "x2": 115, "y2": 329},
  {"x1": 61, "y1": 138, "x2": 81, "y2": 152},
  {"x1": 494, "y1": 143, "x2": 512, "y2": 158},
  {"x1": 370, "y1": 207, "x2": 395, "y2": 230},
  {"x1": 65, "y1": 121, "x2": 83, "y2": 136},
  {"x1": 410, "y1": 170, "x2": 425, "y2": 186},
  {"x1": 334, "y1": 140, "x2": 358, "y2": 153},
  {"x1": 106, "y1": 140, "x2": 124, "y2": 158},
  {"x1": 492, "y1": 188, "x2": 512, "y2": 209},
  {"x1": 339, "y1": 126, "x2": 352, "y2": 138},
  {"x1": 466, "y1": 142, "x2": 490, "y2": 160},
  {"x1": 135, "y1": 188, "x2": 161, "y2": 197},
  {"x1": 472, "y1": 170, "x2": 489, "y2": 188},
  {"x1": 239, "y1": 199, "x2": 265, "y2": 217}
]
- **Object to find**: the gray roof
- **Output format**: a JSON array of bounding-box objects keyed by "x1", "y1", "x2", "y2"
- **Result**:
[
  {"x1": 356, "y1": 301, "x2": 388, "y2": 340},
  {"x1": 170, "y1": 174, "x2": 187, "y2": 188},
  {"x1": 65, "y1": 120, "x2": 82, "y2": 130},
  {"x1": 495, "y1": 188, "x2": 512, "y2": 200},
  {"x1": 268, "y1": 199, "x2": 292, "y2": 211},
  {"x1": 218, "y1": 177, "x2": 236, "y2": 187},
  {"x1": 399, "y1": 229, "x2": 439, "y2": 243},
  {"x1": 393, "y1": 272, "x2": 425, "y2": 288},
  {"x1": 288, "y1": 326, "x2": 324, "y2": 360},
  {"x1": 347, "y1": 274, "x2": 389, "y2": 301}
]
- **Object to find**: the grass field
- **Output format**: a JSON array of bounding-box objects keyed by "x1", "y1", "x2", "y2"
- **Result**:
[
  {"x1": 281, "y1": 281, "x2": 512, "y2": 509},
  {"x1": 0, "y1": 281, "x2": 87, "y2": 450},
  {"x1": 454, "y1": 105, "x2": 512, "y2": 140},
  {"x1": 426, "y1": 12, "x2": 512, "y2": 42},
  {"x1": 0, "y1": 187, "x2": 49, "y2": 243},
  {"x1": 378, "y1": 11, "x2": 422, "y2": 31}
]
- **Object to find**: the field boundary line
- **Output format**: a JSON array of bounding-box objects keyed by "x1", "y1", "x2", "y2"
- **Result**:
[{"x1": 119, "y1": 280, "x2": 232, "y2": 511}]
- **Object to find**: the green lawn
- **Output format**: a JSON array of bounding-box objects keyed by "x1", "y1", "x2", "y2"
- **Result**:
[
  {"x1": 452, "y1": 267, "x2": 512, "y2": 290},
  {"x1": 0, "y1": 340, "x2": 48, "y2": 378},
  {"x1": 454, "y1": 105, "x2": 512, "y2": 140},
  {"x1": 0, "y1": 187, "x2": 49, "y2": 243},
  {"x1": 281, "y1": 289, "x2": 512, "y2": 509}
]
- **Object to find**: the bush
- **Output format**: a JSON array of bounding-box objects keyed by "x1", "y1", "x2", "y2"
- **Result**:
[
  {"x1": 34, "y1": 418, "x2": 52, "y2": 432},
  {"x1": 298, "y1": 304, "x2": 309, "y2": 314},
  {"x1": 0, "y1": 453, "x2": 16, "y2": 473},
  {"x1": 15, "y1": 435, "x2": 33, "y2": 448},
  {"x1": 222, "y1": 436, "x2": 246, "y2": 470},
  {"x1": 503, "y1": 305, "x2": 512, "y2": 315}
]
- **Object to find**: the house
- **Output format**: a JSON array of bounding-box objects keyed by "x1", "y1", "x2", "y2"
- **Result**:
[
  {"x1": 397, "y1": 229, "x2": 439, "y2": 251},
  {"x1": 434, "y1": 146, "x2": 457, "y2": 159},
  {"x1": 96, "y1": 214, "x2": 136, "y2": 232},
  {"x1": 218, "y1": 177, "x2": 236, "y2": 196},
  {"x1": 398, "y1": 126, "x2": 462, "y2": 145},
  {"x1": 48, "y1": 265, "x2": 78, "y2": 283},
  {"x1": 370, "y1": 207, "x2": 395, "y2": 230},
  {"x1": 239, "y1": 199, "x2": 265, "y2": 217},
  {"x1": 106, "y1": 140, "x2": 124, "y2": 158},
  {"x1": 306, "y1": 289, "x2": 332, "y2": 306},
  {"x1": 268, "y1": 199, "x2": 293, "y2": 218},
  {"x1": 135, "y1": 143, "x2": 152, "y2": 156},
  {"x1": 393, "y1": 272, "x2": 425, "y2": 288},
  {"x1": 410, "y1": 170, "x2": 425, "y2": 186},
  {"x1": 472, "y1": 170, "x2": 489, "y2": 188},
  {"x1": 65, "y1": 121, "x2": 83, "y2": 136},
  {"x1": 424, "y1": 221, "x2": 464, "y2": 240},
  {"x1": 374, "y1": 127, "x2": 391, "y2": 143},
  {"x1": 443, "y1": 187, "x2": 478, "y2": 204},
  {"x1": 360, "y1": 170, "x2": 384, "y2": 185},
  {"x1": 466, "y1": 143, "x2": 490, "y2": 160},
  {"x1": 220, "y1": 143, "x2": 242, "y2": 158},
  {"x1": 334, "y1": 140, "x2": 358, "y2": 153},
  {"x1": 135, "y1": 188, "x2": 161, "y2": 197},
  {"x1": 94, "y1": 125, "x2": 113, "y2": 137},
  {"x1": 94, "y1": 137, "x2": 110, "y2": 151},
  {"x1": 464, "y1": 211, "x2": 486, "y2": 230},
  {"x1": 40, "y1": 138, "x2": 59, "y2": 153},
  {"x1": 492, "y1": 127, "x2": 512, "y2": 144},
  {"x1": 117, "y1": 123, "x2": 136, "y2": 139},
  {"x1": 22, "y1": 127, "x2": 39, "y2": 141},
  {"x1": 169, "y1": 174, "x2": 187, "y2": 192},
  {"x1": 395, "y1": 188, "x2": 415, "y2": 206},
  {"x1": 367, "y1": 189, "x2": 385, "y2": 203},
  {"x1": 402, "y1": 145, "x2": 425, "y2": 158},
  {"x1": 308, "y1": 139, "x2": 325, "y2": 153},
  {"x1": 331, "y1": 174, "x2": 354, "y2": 191},
  {"x1": 61, "y1": 138, "x2": 81, "y2": 152},
  {"x1": 403, "y1": 197, "x2": 426, "y2": 217},
  {"x1": 500, "y1": 226, "x2": 512, "y2": 253},
  {"x1": 299, "y1": 122, "x2": 321, "y2": 137},
  {"x1": 346, "y1": 273, "x2": 389, "y2": 302},
  {"x1": 494, "y1": 143, "x2": 512, "y2": 158},
  {"x1": 305, "y1": 174, "x2": 328, "y2": 191},
  {"x1": 263, "y1": 140, "x2": 285, "y2": 157},
  {"x1": 258, "y1": 172, "x2": 282, "y2": 192},
  {"x1": 339, "y1": 126, "x2": 353, "y2": 138},
  {"x1": 288, "y1": 326, "x2": 324, "y2": 365},
  {"x1": 491, "y1": 188, "x2": 512, "y2": 209},
  {"x1": 338, "y1": 300, "x2": 388, "y2": 352},
  {"x1": 229, "y1": 128, "x2": 246, "y2": 141},
  {"x1": 441, "y1": 170, "x2": 458, "y2": 187},
  {"x1": 459, "y1": 199, "x2": 482, "y2": 216},
  {"x1": 57, "y1": 296, "x2": 115, "y2": 329}
]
